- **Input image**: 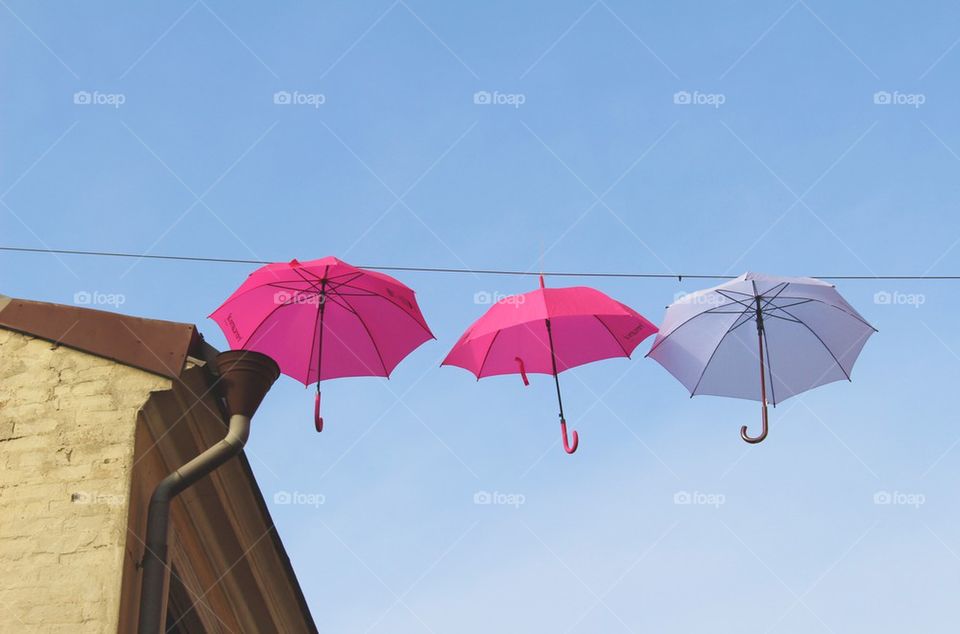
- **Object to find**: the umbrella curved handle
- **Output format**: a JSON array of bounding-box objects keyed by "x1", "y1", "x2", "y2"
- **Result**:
[
  {"x1": 560, "y1": 418, "x2": 579, "y2": 454},
  {"x1": 515, "y1": 357, "x2": 530, "y2": 386},
  {"x1": 740, "y1": 401, "x2": 768, "y2": 444},
  {"x1": 742, "y1": 316, "x2": 769, "y2": 444},
  {"x1": 314, "y1": 391, "x2": 324, "y2": 433}
]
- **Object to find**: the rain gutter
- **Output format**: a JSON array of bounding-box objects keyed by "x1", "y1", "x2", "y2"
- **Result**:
[{"x1": 137, "y1": 350, "x2": 280, "y2": 634}]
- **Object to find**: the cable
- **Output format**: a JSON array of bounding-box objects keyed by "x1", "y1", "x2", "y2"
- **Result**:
[{"x1": 2, "y1": 245, "x2": 959, "y2": 280}]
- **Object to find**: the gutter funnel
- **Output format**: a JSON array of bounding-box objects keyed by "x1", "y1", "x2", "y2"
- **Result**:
[
  {"x1": 217, "y1": 349, "x2": 281, "y2": 417},
  {"x1": 137, "y1": 350, "x2": 279, "y2": 634}
]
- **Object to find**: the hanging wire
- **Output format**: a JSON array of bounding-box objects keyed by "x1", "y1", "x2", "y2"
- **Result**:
[{"x1": 2, "y1": 245, "x2": 960, "y2": 280}]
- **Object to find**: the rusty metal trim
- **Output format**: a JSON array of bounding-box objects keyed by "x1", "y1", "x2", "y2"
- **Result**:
[{"x1": 0, "y1": 297, "x2": 200, "y2": 379}]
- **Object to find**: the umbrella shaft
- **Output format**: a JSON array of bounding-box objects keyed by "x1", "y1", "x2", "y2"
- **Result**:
[
  {"x1": 315, "y1": 277, "x2": 328, "y2": 390},
  {"x1": 755, "y1": 295, "x2": 767, "y2": 406},
  {"x1": 545, "y1": 319, "x2": 564, "y2": 420},
  {"x1": 758, "y1": 329, "x2": 767, "y2": 406}
]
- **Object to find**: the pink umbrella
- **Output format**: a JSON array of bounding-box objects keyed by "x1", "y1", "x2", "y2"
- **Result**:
[
  {"x1": 443, "y1": 277, "x2": 657, "y2": 454},
  {"x1": 210, "y1": 256, "x2": 434, "y2": 431}
]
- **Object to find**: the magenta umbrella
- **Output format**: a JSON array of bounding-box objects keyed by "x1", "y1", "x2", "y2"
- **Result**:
[
  {"x1": 442, "y1": 277, "x2": 657, "y2": 454},
  {"x1": 210, "y1": 256, "x2": 434, "y2": 431}
]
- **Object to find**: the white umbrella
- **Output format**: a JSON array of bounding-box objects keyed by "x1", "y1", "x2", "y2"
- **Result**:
[{"x1": 647, "y1": 272, "x2": 876, "y2": 443}]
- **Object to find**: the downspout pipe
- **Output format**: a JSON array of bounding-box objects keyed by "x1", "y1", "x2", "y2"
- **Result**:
[{"x1": 138, "y1": 350, "x2": 280, "y2": 634}]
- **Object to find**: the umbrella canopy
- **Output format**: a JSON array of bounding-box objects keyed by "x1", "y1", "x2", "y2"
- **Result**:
[
  {"x1": 443, "y1": 277, "x2": 658, "y2": 453},
  {"x1": 647, "y1": 272, "x2": 876, "y2": 443},
  {"x1": 210, "y1": 256, "x2": 434, "y2": 431}
]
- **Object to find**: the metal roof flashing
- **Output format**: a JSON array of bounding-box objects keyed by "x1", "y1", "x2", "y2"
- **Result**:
[{"x1": 0, "y1": 294, "x2": 202, "y2": 379}]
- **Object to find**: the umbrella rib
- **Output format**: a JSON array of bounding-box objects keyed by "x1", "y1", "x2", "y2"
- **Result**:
[
  {"x1": 324, "y1": 273, "x2": 366, "y2": 292},
  {"x1": 819, "y1": 301, "x2": 878, "y2": 332},
  {"x1": 208, "y1": 266, "x2": 378, "y2": 312},
  {"x1": 761, "y1": 313, "x2": 803, "y2": 325},
  {"x1": 323, "y1": 292, "x2": 356, "y2": 313},
  {"x1": 236, "y1": 294, "x2": 299, "y2": 353},
  {"x1": 594, "y1": 315, "x2": 632, "y2": 358},
  {"x1": 728, "y1": 309, "x2": 758, "y2": 332},
  {"x1": 707, "y1": 310, "x2": 755, "y2": 314},
  {"x1": 777, "y1": 306, "x2": 852, "y2": 382},
  {"x1": 757, "y1": 295, "x2": 877, "y2": 331},
  {"x1": 647, "y1": 298, "x2": 745, "y2": 356},
  {"x1": 475, "y1": 330, "x2": 502, "y2": 379},
  {"x1": 210, "y1": 277, "x2": 317, "y2": 311},
  {"x1": 689, "y1": 305, "x2": 752, "y2": 396},
  {"x1": 331, "y1": 282, "x2": 434, "y2": 339},
  {"x1": 765, "y1": 299, "x2": 814, "y2": 312},
  {"x1": 292, "y1": 265, "x2": 362, "y2": 286},
  {"x1": 336, "y1": 293, "x2": 390, "y2": 377},
  {"x1": 264, "y1": 281, "x2": 319, "y2": 292},
  {"x1": 291, "y1": 267, "x2": 325, "y2": 293},
  {"x1": 758, "y1": 282, "x2": 790, "y2": 310},
  {"x1": 327, "y1": 290, "x2": 381, "y2": 297},
  {"x1": 714, "y1": 290, "x2": 756, "y2": 310},
  {"x1": 758, "y1": 279, "x2": 875, "y2": 331}
]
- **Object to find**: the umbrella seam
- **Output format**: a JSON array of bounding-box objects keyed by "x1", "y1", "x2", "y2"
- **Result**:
[
  {"x1": 688, "y1": 305, "x2": 753, "y2": 397},
  {"x1": 210, "y1": 263, "x2": 413, "y2": 317},
  {"x1": 758, "y1": 294, "x2": 875, "y2": 331},
  {"x1": 328, "y1": 279, "x2": 434, "y2": 337},
  {"x1": 776, "y1": 306, "x2": 853, "y2": 382},
  {"x1": 233, "y1": 290, "x2": 308, "y2": 352},
  {"x1": 647, "y1": 293, "x2": 753, "y2": 356},
  {"x1": 335, "y1": 292, "x2": 391, "y2": 377},
  {"x1": 593, "y1": 314, "x2": 632, "y2": 359},
  {"x1": 475, "y1": 329, "x2": 502, "y2": 379}
]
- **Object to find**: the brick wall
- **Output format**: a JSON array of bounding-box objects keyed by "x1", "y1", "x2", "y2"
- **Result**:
[{"x1": 0, "y1": 328, "x2": 170, "y2": 633}]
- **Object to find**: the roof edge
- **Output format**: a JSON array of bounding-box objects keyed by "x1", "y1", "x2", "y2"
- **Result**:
[{"x1": 0, "y1": 295, "x2": 201, "y2": 379}]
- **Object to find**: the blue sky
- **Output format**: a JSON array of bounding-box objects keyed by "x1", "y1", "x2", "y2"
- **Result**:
[{"x1": 4, "y1": 1, "x2": 960, "y2": 631}]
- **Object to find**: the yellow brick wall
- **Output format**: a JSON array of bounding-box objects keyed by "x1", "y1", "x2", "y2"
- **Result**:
[{"x1": 0, "y1": 328, "x2": 171, "y2": 633}]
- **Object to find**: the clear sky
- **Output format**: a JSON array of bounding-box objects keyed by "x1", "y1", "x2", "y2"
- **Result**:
[{"x1": 3, "y1": 1, "x2": 960, "y2": 631}]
